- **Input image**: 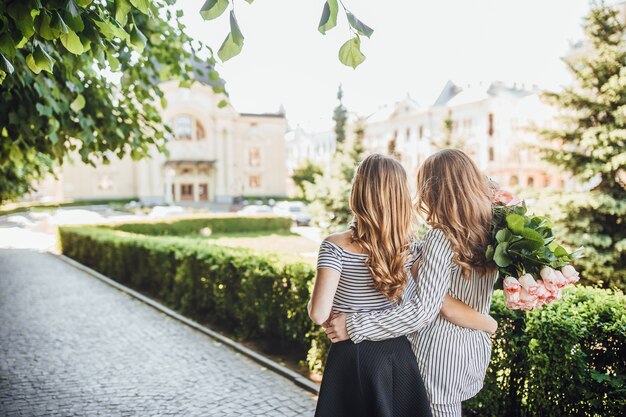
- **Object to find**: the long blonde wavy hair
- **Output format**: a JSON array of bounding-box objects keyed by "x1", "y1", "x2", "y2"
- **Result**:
[
  {"x1": 415, "y1": 149, "x2": 493, "y2": 278},
  {"x1": 349, "y1": 154, "x2": 414, "y2": 302}
]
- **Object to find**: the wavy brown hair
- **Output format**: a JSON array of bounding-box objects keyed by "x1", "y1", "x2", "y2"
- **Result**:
[
  {"x1": 349, "y1": 154, "x2": 414, "y2": 302},
  {"x1": 415, "y1": 149, "x2": 493, "y2": 278}
]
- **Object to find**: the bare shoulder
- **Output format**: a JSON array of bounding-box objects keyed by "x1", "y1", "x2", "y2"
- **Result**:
[{"x1": 323, "y1": 230, "x2": 352, "y2": 246}]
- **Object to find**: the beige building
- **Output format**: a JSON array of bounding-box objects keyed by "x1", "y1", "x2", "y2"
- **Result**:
[
  {"x1": 45, "y1": 79, "x2": 288, "y2": 205},
  {"x1": 361, "y1": 81, "x2": 567, "y2": 191}
]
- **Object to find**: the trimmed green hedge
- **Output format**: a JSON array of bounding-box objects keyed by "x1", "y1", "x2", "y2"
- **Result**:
[
  {"x1": 466, "y1": 287, "x2": 625, "y2": 417},
  {"x1": 108, "y1": 215, "x2": 293, "y2": 236},
  {"x1": 59, "y1": 226, "x2": 315, "y2": 354},
  {"x1": 58, "y1": 224, "x2": 625, "y2": 416}
]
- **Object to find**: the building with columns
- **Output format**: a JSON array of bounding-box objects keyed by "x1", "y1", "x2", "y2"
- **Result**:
[
  {"x1": 47, "y1": 79, "x2": 288, "y2": 205},
  {"x1": 361, "y1": 81, "x2": 567, "y2": 191}
]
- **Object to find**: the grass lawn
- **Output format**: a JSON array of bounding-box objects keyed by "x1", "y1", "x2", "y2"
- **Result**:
[{"x1": 202, "y1": 231, "x2": 319, "y2": 264}]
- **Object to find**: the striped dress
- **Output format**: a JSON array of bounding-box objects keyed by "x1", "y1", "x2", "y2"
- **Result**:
[{"x1": 345, "y1": 228, "x2": 498, "y2": 405}]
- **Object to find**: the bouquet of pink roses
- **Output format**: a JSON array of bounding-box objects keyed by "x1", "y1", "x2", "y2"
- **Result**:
[{"x1": 486, "y1": 190, "x2": 584, "y2": 310}]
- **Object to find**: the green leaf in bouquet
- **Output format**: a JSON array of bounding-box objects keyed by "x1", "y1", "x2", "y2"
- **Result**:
[
  {"x1": 553, "y1": 245, "x2": 568, "y2": 258},
  {"x1": 485, "y1": 245, "x2": 494, "y2": 261},
  {"x1": 521, "y1": 227, "x2": 544, "y2": 243},
  {"x1": 494, "y1": 243, "x2": 512, "y2": 267},
  {"x1": 496, "y1": 228, "x2": 512, "y2": 243},
  {"x1": 510, "y1": 238, "x2": 543, "y2": 252},
  {"x1": 506, "y1": 213, "x2": 525, "y2": 235}
]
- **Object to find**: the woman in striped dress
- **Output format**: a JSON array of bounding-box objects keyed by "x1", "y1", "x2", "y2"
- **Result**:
[
  {"x1": 325, "y1": 149, "x2": 499, "y2": 417},
  {"x1": 309, "y1": 153, "x2": 497, "y2": 417}
]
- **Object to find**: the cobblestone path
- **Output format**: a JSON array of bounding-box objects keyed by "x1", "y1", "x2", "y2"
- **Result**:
[{"x1": 0, "y1": 249, "x2": 317, "y2": 417}]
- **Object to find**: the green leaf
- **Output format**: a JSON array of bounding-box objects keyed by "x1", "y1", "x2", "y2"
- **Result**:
[
  {"x1": 217, "y1": 12, "x2": 244, "y2": 62},
  {"x1": 64, "y1": 9, "x2": 84, "y2": 32},
  {"x1": 25, "y1": 54, "x2": 42, "y2": 74},
  {"x1": 318, "y1": 0, "x2": 338, "y2": 34},
  {"x1": 66, "y1": 0, "x2": 81, "y2": 18},
  {"x1": 338, "y1": 36, "x2": 366, "y2": 69},
  {"x1": 129, "y1": 0, "x2": 150, "y2": 15},
  {"x1": 7, "y1": 2, "x2": 36, "y2": 39},
  {"x1": 130, "y1": 26, "x2": 147, "y2": 52},
  {"x1": 200, "y1": 0, "x2": 229, "y2": 21},
  {"x1": 75, "y1": 0, "x2": 93, "y2": 6},
  {"x1": 0, "y1": 35, "x2": 17, "y2": 59},
  {"x1": 485, "y1": 244, "x2": 494, "y2": 261},
  {"x1": 217, "y1": 99, "x2": 229, "y2": 108},
  {"x1": 51, "y1": 12, "x2": 70, "y2": 35},
  {"x1": 0, "y1": 53, "x2": 14, "y2": 75},
  {"x1": 496, "y1": 228, "x2": 512, "y2": 243},
  {"x1": 60, "y1": 31, "x2": 84, "y2": 54},
  {"x1": 494, "y1": 242, "x2": 512, "y2": 267},
  {"x1": 244, "y1": 0, "x2": 254, "y2": 3},
  {"x1": 229, "y1": 11, "x2": 244, "y2": 45},
  {"x1": 521, "y1": 227, "x2": 544, "y2": 243},
  {"x1": 33, "y1": 45, "x2": 54, "y2": 73},
  {"x1": 506, "y1": 213, "x2": 525, "y2": 235},
  {"x1": 554, "y1": 245, "x2": 568, "y2": 258},
  {"x1": 345, "y1": 11, "x2": 374, "y2": 38},
  {"x1": 35, "y1": 13, "x2": 59, "y2": 41},
  {"x1": 115, "y1": 0, "x2": 133, "y2": 26},
  {"x1": 70, "y1": 94, "x2": 86, "y2": 112}
]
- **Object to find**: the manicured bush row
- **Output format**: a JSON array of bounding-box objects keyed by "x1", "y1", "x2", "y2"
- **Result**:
[
  {"x1": 58, "y1": 226, "x2": 316, "y2": 354},
  {"x1": 108, "y1": 215, "x2": 293, "y2": 236},
  {"x1": 465, "y1": 287, "x2": 625, "y2": 417},
  {"x1": 0, "y1": 198, "x2": 136, "y2": 216},
  {"x1": 59, "y1": 225, "x2": 625, "y2": 416}
]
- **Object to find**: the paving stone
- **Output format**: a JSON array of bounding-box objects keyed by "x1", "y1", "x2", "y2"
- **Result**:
[{"x1": 0, "y1": 249, "x2": 317, "y2": 416}]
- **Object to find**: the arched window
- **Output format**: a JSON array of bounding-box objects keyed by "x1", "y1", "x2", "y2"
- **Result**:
[
  {"x1": 488, "y1": 146, "x2": 495, "y2": 162},
  {"x1": 173, "y1": 115, "x2": 193, "y2": 140},
  {"x1": 527, "y1": 176, "x2": 535, "y2": 187},
  {"x1": 510, "y1": 175, "x2": 519, "y2": 186}
]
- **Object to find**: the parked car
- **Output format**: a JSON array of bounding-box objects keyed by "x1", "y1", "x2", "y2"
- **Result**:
[
  {"x1": 273, "y1": 201, "x2": 312, "y2": 226},
  {"x1": 237, "y1": 205, "x2": 273, "y2": 216}
]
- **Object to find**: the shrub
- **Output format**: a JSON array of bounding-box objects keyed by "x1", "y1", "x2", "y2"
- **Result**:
[
  {"x1": 108, "y1": 215, "x2": 292, "y2": 236},
  {"x1": 59, "y1": 224, "x2": 625, "y2": 416},
  {"x1": 465, "y1": 288, "x2": 626, "y2": 417},
  {"x1": 59, "y1": 226, "x2": 316, "y2": 356}
]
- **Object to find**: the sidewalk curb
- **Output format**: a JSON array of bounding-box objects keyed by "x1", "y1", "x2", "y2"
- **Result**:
[{"x1": 53, "y1": 252, "x2": 320, "y2": 396}]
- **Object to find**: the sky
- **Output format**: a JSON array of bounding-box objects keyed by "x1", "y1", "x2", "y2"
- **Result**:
[{"x1": 177, "y1": 0, "x2": 596, "y2": 130}]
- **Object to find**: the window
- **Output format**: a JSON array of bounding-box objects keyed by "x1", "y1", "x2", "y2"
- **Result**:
[
  {"x1": 510, "y1": 175, "x2": 519, "y2": 186},
  {"x1": 173, "y1": 116, "x2": 193, "y2": 140},
  {"x1": 406, "y1": 128, "x2": 411, "y2": 140},
  {"x1": 196, "y1": 120, "x2": 206, "y2": 140},
  {"x1": 249, "y1": 147, "x2": 261, "y2": 167},
  {"x1": 488, "y1": 112, "x2": 494, "y2": 137},
  {"x1": 180, "y1": 183, "x2": 194, "y2": 201},
  {"x1": 488, "y1": 146, "x2": 495, "y2": 162},
  {"x1": 418, "y1": 125, "x2": 423, "y2": 139},
  {"x1": 527, "y1": 177, "x2": 535, "y2": 187},
  {"x1": 199, "y1": 184, "x2": 208, "y2": 201},
  {"x1": 249, "y1": 175, "x2": 261, "y2": 188}
]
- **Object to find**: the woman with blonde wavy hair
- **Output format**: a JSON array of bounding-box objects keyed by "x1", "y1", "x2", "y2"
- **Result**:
[
  {"x1": 309, "y1": 153, "x2": 497, "y2": 417},
  {"x1": 324, "y1": 149, "x2": 499, "y2": 417}
]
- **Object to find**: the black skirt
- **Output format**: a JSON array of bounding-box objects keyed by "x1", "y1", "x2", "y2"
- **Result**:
[{"x1": 315, "y1": 336, "x2": 432, "y2": 417}]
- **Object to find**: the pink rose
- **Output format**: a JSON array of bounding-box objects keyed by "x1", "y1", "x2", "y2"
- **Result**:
[
  {"x1": 494, "y1": 190, "x2": 522, "y2": 206},
  {"x1": 535, "y1": 280, "x2": 550, "y2": 300},
  {"x1": 519, "y1": 288, "x2": 537, "y2": 305},
  {"x1": 554, "y1": 270, "x2": 568, "y2": 288},
  {"x1": 518, "y1": 273, "x2": 539, "y2": 295},
  {"x1": 505, "y1": 291, "x2": 521, "y2": 309},
  {"x1": 503, "y1": 276, "x2": 522, "y2": 295},
  {"x1": 540, "y1": 266, "x2": 557, "y2": 286},
  {"x1": 561, "y1": 265, "x2": 580, "y2": 284}
]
